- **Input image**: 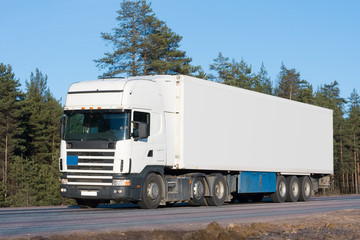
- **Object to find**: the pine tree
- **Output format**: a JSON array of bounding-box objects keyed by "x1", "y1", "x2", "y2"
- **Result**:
[
  {"x1": 23, "y1": 69, "x2": 62, "y2": 165},
  {"x1": 253, "y1": 62, "x2": 272, "y2": 95},
  {"x1": 95, "y1": 0, "x2": 197, "y2": 77},
  {"x1": 146, "y1": 23, "x2": 193, "y2": 75},
  {"x1": 346, "y1": 89, "x2": 360, "y2": 194},
  {"x1": 0, "y1": 181, "x2": 5, "y2": 207},
  {"x1": 0, "y1": 63, "x2": 24, "y2": 205},
  {"x1": 228, "y1": 59, "x2": 254, "y2": 90},
  {"x1": 296, "y1": 81, "x2": 314, "y2": 104},
  {"x1": 209, "y1": 52, "x2": 231, "y2": 83},
  {"x1": 7, "y1": 156, "x2": 37, "y2": 206},
  {"x1": 14, "y1": 69, "x2": 63, "y2": 206},
  {"x1": 314, "y1": 81, "x2": 347, "y2": 193}
]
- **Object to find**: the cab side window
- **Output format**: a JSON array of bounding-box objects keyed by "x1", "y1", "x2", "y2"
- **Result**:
[{"x1": 133, "y1": 111, "x2": 150, "y2": 139}]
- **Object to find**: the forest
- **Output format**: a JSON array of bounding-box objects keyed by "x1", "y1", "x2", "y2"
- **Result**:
[{"x1": 0, "y1": 0, "x2": 359, "y2": 207}]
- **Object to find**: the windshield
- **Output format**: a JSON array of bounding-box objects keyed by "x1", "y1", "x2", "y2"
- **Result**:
[{"x1": 63, "y1": 110, "x2": 130, "y2": 141}]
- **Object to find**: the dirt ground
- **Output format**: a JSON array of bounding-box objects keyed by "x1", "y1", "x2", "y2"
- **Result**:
[{"x1": 17, "y1": 209, "x2": 360, "y2": 240}]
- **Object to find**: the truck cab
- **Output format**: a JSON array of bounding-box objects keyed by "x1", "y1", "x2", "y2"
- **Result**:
[{"x1": 60, "y1": 77, "x2": 172, "y2": 208}]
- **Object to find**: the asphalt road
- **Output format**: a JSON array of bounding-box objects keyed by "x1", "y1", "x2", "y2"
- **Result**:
[{"x1": 1, "y1": 195, "x2": 360, "y2": 238}]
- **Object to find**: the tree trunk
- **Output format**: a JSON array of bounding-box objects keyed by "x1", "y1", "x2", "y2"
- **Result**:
[
  {"x1": 357, "y1": 148, "x2": 360, "y2": 194},
  {"x1": 352, "y1": 172, "x2": 355, "y2": 193},
  {"x1": 51, "y1": 123, "x2": 56, "y2": 166},
  {"x1": 4, "y1": 118, "x2": 8, "y2": 199},
  {"x1": 340, "y1": 126, "x2": 345, "y2": 194},
  {"x1": 354, "y1": 133, "x2": 358, "y2": 194}
]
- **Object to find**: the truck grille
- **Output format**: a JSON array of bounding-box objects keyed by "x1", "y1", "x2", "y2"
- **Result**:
[{"x1": 66, "y1": 149, "x2": 115, "y2": 186}]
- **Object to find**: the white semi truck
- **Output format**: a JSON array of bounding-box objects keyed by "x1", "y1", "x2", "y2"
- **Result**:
[{"x1": 59, "y1": 75, "x2": 333, "y2": 208}]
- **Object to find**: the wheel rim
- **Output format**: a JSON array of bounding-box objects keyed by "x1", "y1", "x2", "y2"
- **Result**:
[
  {"x1": 279, "y1": 181, "x2": 286, "y2": 197},
  {"x1": 147, "y1": 182, "x2": 159, "y2": 200},
  {"x1": 304, "y1": 181, "x2": 311, "y2": 197},
  {"x1": 193, "y1": 180, "x2": 204, "y2": 200},
  {"x1": 292, "y1": 181, "x2": 299, "y2": 197},
  {"x1": 215, "y1": 181, "x2": 225, "y2": 199}
]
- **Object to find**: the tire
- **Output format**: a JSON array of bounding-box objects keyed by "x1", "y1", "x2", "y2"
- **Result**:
[
  {"x1": 189, "y1": 177, "x2": 206, "y2": 206},
  {"x1": 298, "y1": 176, "x2": 312, "y2": 201},
  {"x1": 138, "y1": 173, "x2": 164, "y2": 209},
  {"x1": 286, "y1": 176, "x2": 300, "y2": 202},
  {"x1": 250, "y1": 193, "x2": 264, "y2": 202},
  {"x1": 206, "y1": 174, "x2": 227, "y2": 206},
  {"x1": 76, "y1": 199, "x2": 100, "y2": 208},
  {"x1": 270, "y1": 175, "x2": 287, "y2": 203}
]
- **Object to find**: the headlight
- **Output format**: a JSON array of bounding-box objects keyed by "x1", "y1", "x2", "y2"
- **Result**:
[
  {"x1": 113, "y1": 179, "x2": 131, "y2": 186},
  {"x1": 61, "y1": 178, "x2": 68, "y2": 184}
]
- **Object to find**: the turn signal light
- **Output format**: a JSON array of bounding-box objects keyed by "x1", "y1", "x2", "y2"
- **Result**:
[{"x1": 113, "y1": 179, "x2": 131, "y2": 186}]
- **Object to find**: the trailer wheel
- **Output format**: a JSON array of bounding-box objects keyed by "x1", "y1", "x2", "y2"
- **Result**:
[
  {"x1": 138, "y1": 173, "x2": 163, "y2": 209},
  {"x1": 270, "y1": 175, "x2": 287, "y2": 203},
  {"x1": 298, "y1": 176, "x2": 312, "y2": 201},
  {"x1": 76, "y1": 199, "x2": 100, "y2": 208},
  {"x1": 285, "y1": 176, "x2": 300, "y2": 202},
  {"x1": 206, "y1": 174, "x2": 227, "y2": 206},
  {"x1": 189, "y1": 177, "x2": 206, "y2": 206}
]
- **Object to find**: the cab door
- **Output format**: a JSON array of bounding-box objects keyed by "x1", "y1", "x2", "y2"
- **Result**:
[{"x1": 130, "y1": 110, "x2": 166, "y2": 173}]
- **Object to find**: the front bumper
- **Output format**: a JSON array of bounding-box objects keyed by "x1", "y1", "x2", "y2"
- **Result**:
[{"x1": 60, "y1": 174, "x2": 143, "y2": 201}]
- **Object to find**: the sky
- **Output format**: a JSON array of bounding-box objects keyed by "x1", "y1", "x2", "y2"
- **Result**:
[{"x1": 1, "y1": 0, "x2": 359, "y2": 105}]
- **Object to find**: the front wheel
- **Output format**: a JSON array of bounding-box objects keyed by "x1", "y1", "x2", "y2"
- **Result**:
[{"x1": 138, "y1": 173, "x2": 164, "y2": 209}]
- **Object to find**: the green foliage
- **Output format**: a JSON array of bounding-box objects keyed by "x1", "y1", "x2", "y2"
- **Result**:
[
  {"x1": 7, "y1": 156, "x2": 37, "y2": 206},
  {"x1": 23, "y1": 69, "x2": 63, "y2": 165},
  {"x1": 343, "y1": 90, "x2": 360, "y2": 193},
  {"x1": 0, "y1": 181, "x2": 6, "y2": 207},
  {"x1": 209, "y1": 52, "x2": 231, "y2": 83},
  {"x1": 7, "y1": 156, "x2": 62, "y2": 206},
  {"x1": 209, "y1": 53, "x2": 272, "y2": 95},
  {"x1": 0, "y1": 63, "x2": 24, "y2": 206},
  {"x1": 275, "y1": 63, "x2": 313, "y2": 102},
  {"x1": 253, "y1": 62, "x2": 273, "y2": 95},
  {"x1": 95, "y1": 0, "x2": 198, "y2": 77},
  {"x1": 0, "y1": 64, "x2": 64, "y2": 207}
]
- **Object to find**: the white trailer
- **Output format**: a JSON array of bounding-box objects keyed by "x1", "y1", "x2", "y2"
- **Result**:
[{"x1": 60, "y1": 75, "x2": 333, "y2": 208}]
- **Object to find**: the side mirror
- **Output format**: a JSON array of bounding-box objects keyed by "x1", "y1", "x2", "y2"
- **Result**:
[
  {"x1": 60, "y1": 115, "x2": 66, "y2": 139},
  {"x1": 132, "y1": 121, "x2": 149, "y2": 140}
]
